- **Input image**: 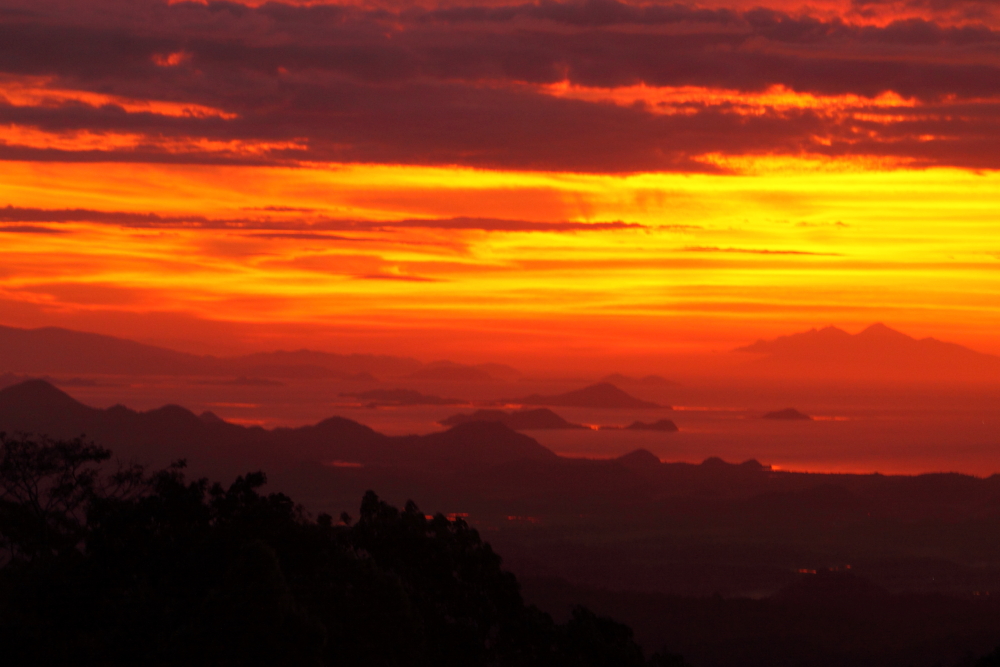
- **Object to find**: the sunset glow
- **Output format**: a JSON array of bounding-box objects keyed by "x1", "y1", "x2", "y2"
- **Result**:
[
  {"x1": 0, "y1": 0, "x2": 998, "y2": 361},
  {"x1": 8, "y1": 4, "x2": 1000, "y2": 663}
]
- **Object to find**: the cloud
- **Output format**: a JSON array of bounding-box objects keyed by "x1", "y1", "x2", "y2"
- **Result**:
[
  {"x1": 18, "y1": 281, "x2": 148, "y2": 306},
  {"x1": 0, "y1": 224, "x2": 69, "y2": 234},
  {"x1": 0, "y1": 205, "x2": 210, "y2": 225},
  {"x1": 0, "y1": 0, "x2": 998, "y2": 172},
  {"x1": 0, "y1": 206, "x2": 649, "y2": 233}
]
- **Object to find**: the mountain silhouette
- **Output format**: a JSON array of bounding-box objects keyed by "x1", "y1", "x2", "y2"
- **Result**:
[
  {"x1": 736, "y1": 323, "x2": 1000, "y2": 379},
  {"x1": 503, "y1": 383, "x2": 664, "y2": 409},
  {"x1": 0, "y1": 378, "x2": 98, "y2": 425},
  {"x1": 232, "y1": 348, "x2": 420, "y2": 378},
  {"x1": 0, "y1": 326, "x2": 212, "y2": 376},
  {"x1": 0, "y1": 380, "x2": 555, "y2": 473},
  {"x1": 615, "y1": 448, "x2": 663, "y2": 471},
  {"x1": 0, "y1": 324, "x2": 511, "y2": 381},
  {"x1": 439, "y1": 408, "x2": 587, "y2": 430},
  {"x1": 600, "y1": 373, "x2": 678, "y2": 387},
  {"x1": 599, "y1": 419, "x2": 679, "y2": 431},
  {"x1": 10, "y1": 378, "x2": 1000, "y2": 614}
]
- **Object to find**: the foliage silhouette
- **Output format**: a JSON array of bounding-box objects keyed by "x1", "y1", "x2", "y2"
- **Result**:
[{"x1": 0, "y1": 433, "x2": 668, "y2": 667}]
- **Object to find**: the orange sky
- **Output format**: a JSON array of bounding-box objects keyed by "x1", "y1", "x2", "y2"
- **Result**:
[{"x1": 1, "y1": 0, "x2": 999, "y2": 364}]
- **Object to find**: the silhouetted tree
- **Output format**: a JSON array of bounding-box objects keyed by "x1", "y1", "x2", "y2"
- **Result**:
[
  {"x1": 0, "y1": 434, "x2": 670, "y2": 667},
  {"x1": 0, "y1": 432, "x2": 141, "y2": 562},
  {"x1": 556, "y1": 606, "x2": 647, "y2": 667}
]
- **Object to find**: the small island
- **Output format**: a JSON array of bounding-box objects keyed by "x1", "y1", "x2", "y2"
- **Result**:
[
  {"x1": 625, "y1": 419, "x2": 679, "y2": 431},
  {"x1": 502, "y1": 382, "x2": 664, "y2": 409},
  {"x1": 600, "y1": 419, "x2": 678, "y2": 432}
]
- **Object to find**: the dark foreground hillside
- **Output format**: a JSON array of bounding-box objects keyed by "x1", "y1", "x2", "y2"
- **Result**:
[
  {"x1": 5, "y1": 382, "x2": 1000, "y2": 665},
  {"x1": 523, "y1": 574, "x2": 1000, "y2": 667},
  {"x1": 0, "y1": 433, "x2": 674, "y2": 667}
]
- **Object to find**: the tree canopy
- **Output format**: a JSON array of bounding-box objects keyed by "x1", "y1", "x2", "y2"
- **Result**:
[{"x1": 0, "y1": 432, "x2": 672, "y2": 667}]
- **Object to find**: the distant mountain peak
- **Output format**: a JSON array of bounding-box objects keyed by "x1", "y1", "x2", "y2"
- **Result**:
[
  {"x1": 199, "y1": 411, "x2": 225, "y2": 424},
  {"x1": 599, "y1": 373, "x2": 677, "y2": 387},
  {"x1": 0, "y1": 379, "x2": 98, "y2": 428},
  {"x1": 505, "y1": 382, "x2": 663, "y2": 409},
  {"x1": 856, "y1": 322, "x2": 911, "y2": 340},
  {"x1": 438, "y1": 407, "x2": 585, "y2": 430},
  {"x1": 738, "y1": 323, "x2": 917, "y2": 354},
  {"x1": 0, "y1": 384, "x2": 557, "y2": 470},
  {"x1": 815, "y1": 325, "x2": 851, "y2": 338},
  {"x1": 425, "y1": 420, "x2": 559, "y2": 462},
  {"x1": 0, "y1": 379, "x2": 88, "y2": 411},
  {"x1": 734, "y1": 323, "x2": 1000, "y2": 380},
  {"x1": 616, "y1": 449, "x2": 662, "y2": 469}
]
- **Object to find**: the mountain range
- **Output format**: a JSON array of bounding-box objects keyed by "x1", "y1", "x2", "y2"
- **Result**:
[
  {"x1": 503, "y1": 382, "x2": 664, "y2": 409},
  {"x1": 4, "y1": 322, "x2": 998, "y2": 386},
  {"x1": 599, "y1": 374, "x2": 678, "y2": 387},
  {"x1": 0, "y1": 380, "x2": 554, "y2": 473},
  {"x1": 736, "y1": 323, "x2": 1000, "y2": 380},
  {"x1": 0, "y1": 324, "x2": 517, "y2": 381},
  {"x1": 604, "y1": 419, "x2": 679, "y2": 432},
  {"x1": 440, "y1": 408, "x2": 587, "y2": 430},
  {"x1": 5, "y1": 378, "x2": 1000, "y2": 605}
]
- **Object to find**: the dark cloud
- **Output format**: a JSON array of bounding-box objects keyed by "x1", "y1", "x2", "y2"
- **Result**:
[
  {"x1": 0, "y1": 0, "x2": 999, "y2": 172},
  {"x1": 421, "y1": 0, "x2": 742, "y2": 27},
  {"x1": 0, "y1": 206, "x2": 648, "y2": 233},
  {"x1": 0, "y1": 224, "x2": 69, "y2": 234},
  {"x1": 0, "y1": 205, "x2": 211, "y2": 225}
]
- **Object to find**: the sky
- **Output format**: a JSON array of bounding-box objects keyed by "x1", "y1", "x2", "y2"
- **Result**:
[{"x1": 1, "y1": 0, "x2": 999, "y2": 363}]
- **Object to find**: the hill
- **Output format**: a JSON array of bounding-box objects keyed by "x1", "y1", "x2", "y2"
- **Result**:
[
  {"x1": 625, "y1": 419, "x2": 679, "y2": 432},
  {"x1": 600, "y1": 373, "x2": 678, "y2": 387},
  {"x1": 7, "y1": 380, "x2": 1000, "y2": 608},
  {"x1": 439, "y1": 408, "x2": 587, "y2": 430},
  {"x1": 0, "y1": 324, "x2": 514, "y2": 381},
  {"x1": 503, "y1": 383, "x2": 664, "y2": 409},
  {"x1": 0, "y1": 380, "x2": 555, "y2": 473},
  {"x1": 736, "y1": 323, "x2": 1000, "y2": 380}
]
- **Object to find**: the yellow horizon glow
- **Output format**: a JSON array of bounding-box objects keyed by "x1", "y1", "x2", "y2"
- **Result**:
[{"x1": 2, "y1": 157, "x2": 1000, "y2": 357}]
